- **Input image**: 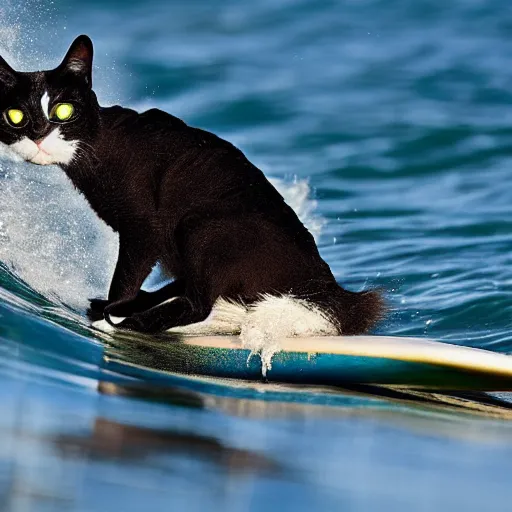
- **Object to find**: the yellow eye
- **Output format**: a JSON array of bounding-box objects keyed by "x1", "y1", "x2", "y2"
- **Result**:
[
  {"x1": 51, "y1": 103, "x2": 75, "y2": 122},
  {"x1": 7, "y1": 109, "x2": 25, "y2": 126}
]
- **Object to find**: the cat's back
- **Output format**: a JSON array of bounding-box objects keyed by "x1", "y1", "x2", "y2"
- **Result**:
[
  {"x1": 93, "y1": 104, "x2": 312, "y2": 247},
  {"x1": 97, "y1": 105, "x2": 290, "y2": 211},
  {"x1": 99, "y1": 105, "x2": 238, "y2": 158},
  {"x1": 98, "y1": 105, "x2": 267, "y2": 182},
  {"x1": 99, "y1": 106, "x2": 188, "y2": 137}
]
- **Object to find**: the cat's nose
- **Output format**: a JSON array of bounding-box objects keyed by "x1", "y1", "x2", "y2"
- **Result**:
[{"x1": 34, "y1": 138, "x2": 44, "y2": 147}]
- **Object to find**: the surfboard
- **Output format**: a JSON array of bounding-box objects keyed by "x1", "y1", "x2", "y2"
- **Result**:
[{"x1": 99, "y1": 331, "x2": 512, "y2": 391}]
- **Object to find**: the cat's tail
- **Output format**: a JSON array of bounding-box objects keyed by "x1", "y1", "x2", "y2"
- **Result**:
[
  {"x1": 166, "y1": 283, "x2": 385, "y2": 338},
  {"x1": 297, "y1": 282, "x2": 386, "y2": 335},
  {"x1": 236, "y1": 284, "x2": 385, "y2": 375}
]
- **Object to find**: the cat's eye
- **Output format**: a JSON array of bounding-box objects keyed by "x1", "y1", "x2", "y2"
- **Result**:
[
  {"x1": 5, "y1": 108, "x2": 27, "y2": 127},
  {"x1": 50, "y1": 103, "x2": 75, "y2": 122}
]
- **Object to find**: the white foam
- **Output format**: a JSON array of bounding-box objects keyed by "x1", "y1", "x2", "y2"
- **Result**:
[
  {"x1": 0, "y1": 1, "x2": 62, "y2": 71},
  {"x1": 269, "y1": 177, "x2": 324, "y2": 242},
  {"x1": 0, "y1": 153, "x2": 118, "y2": 308}
]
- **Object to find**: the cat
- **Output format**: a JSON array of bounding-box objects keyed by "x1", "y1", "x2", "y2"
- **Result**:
[{"x1": 0, "y1": 35, "x2": 384, "y2": 335}]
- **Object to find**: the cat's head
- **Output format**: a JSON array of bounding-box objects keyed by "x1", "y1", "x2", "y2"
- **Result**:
[{"x1": 0, "y1": 35, "x2": 99, "y2": 166}]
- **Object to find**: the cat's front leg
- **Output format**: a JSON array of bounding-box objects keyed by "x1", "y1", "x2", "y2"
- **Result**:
[
  {"x1": 103, "y1": 231, "x2": 159, "y2": 308},
  {"x1": 88, "y1": 230, "x2": 161, "y2": 320}
]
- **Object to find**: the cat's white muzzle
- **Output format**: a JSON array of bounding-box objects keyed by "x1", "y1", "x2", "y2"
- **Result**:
[{"x1": 8, "y1": 128, "x2": 78, "y2": 166}]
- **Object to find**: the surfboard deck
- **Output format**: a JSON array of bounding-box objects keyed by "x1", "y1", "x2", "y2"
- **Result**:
[{"x1": 100, "y1": 331, "x2": 512, "y2": 391}]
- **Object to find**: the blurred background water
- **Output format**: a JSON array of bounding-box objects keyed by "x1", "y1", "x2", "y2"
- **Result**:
[{"x1": 0, "y1": 0, "x2": 511, "y2": 510}]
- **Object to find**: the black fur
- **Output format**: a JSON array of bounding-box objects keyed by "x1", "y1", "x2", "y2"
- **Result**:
[{"x1": 0, "y1": 35, "x2": 384, "y2": 334}]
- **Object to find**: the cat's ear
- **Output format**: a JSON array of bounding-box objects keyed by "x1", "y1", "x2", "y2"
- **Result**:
[
  {"x1": 0, "y1": 55, "x2": 16, "y2": 87},
  {"x1": 58, "y1": 35, "x2": 93, "y2": 86}
]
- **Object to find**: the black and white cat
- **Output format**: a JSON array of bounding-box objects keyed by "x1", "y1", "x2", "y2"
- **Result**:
[{"x1": 0, "y1": 35, "x2": 383, "y2": 335}]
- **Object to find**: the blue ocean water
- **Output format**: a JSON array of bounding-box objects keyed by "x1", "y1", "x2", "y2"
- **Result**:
[{"x1": 0, "y1": 0, "x2": 511, "y2": 510}]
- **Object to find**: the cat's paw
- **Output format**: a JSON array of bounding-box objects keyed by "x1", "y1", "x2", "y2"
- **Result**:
[
  {"x1": 104, "y1": 305, "x2": 166, "y2": 334},
  {"x1": 104, "y1": 296, "x2": 147, "y2": 317},
  {"x1": 87, "y1": 298, "x2": 110, "y2": 321},
  {"x1": 105, "y1": 312, "x2": 153, "y2": 333}
]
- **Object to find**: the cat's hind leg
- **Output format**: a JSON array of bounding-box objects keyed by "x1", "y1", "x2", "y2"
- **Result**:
[
  {"x1": 105, "y1": 294, "x2": 212, "y2": 334},
  {"x1": 105, "y1": 211, "x2": 280, "y2": 333},
  {"x1": 104, "y1": 279, "x2": 186, "y2": 318},
  {"x1": 88, "y1": 280, "x2": 184, "y2": 321}
]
